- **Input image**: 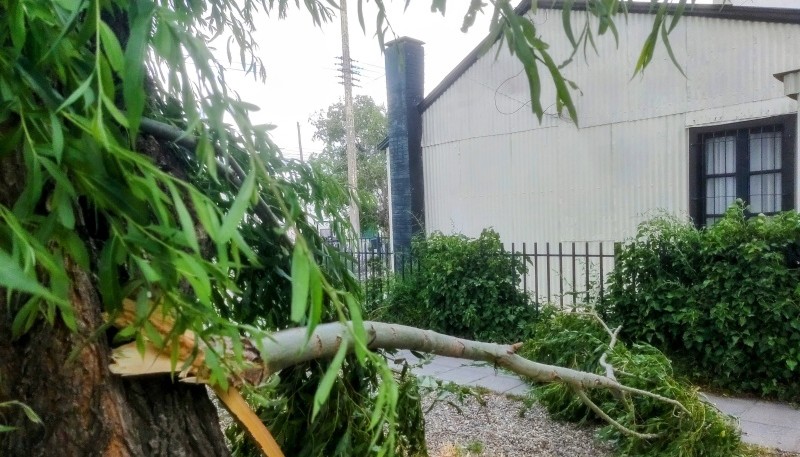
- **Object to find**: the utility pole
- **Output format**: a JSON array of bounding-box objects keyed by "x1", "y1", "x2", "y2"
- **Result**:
[
  {"x1": 339, "y1": 0, "x2": 360, "y2": 240},
  {"x1": 296, "y1": 121, "x2": 304, "y2": 162}
]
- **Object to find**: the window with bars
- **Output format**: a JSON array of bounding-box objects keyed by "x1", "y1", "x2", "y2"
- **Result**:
[{"x1": 689, "y1": 115, "x2": 796, "y2": 227}]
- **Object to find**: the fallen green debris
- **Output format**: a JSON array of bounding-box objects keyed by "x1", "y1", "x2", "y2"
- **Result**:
[{"x1": 520, "y1": 307, "x2": 745, "y2": 457}]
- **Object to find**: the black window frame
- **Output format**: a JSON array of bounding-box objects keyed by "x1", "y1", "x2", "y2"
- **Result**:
[{"x1": 689, "y1": 114, "x2": 797, "y2": 227}]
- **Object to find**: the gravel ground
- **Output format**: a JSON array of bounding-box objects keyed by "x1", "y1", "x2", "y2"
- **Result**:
[
  {"x1": 422, "y1": 393, "x2": 614, "y2": 457},
  {"x1": 213, "y1": 387, "x2": 798, "y2": 457}
]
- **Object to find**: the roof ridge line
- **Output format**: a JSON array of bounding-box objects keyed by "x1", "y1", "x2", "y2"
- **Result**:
[{"x1": 418, "y1": 0, "x2": 800, "y2": 113}]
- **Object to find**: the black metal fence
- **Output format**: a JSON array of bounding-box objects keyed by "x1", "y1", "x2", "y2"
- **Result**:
[
  {"x1": 511, "y1": 241, "x2": 618, "y2": 308},
  {"x1": 335, "y1": 237, "x2": 618, "y2": 309}
]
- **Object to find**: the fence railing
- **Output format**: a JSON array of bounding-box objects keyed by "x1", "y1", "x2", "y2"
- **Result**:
[
  {"x1": 510, "y1": 241, "x2": 617, "y2": 309},
  {"x1": 331, "y1": 237, "x2": 618, "y2": 309}
]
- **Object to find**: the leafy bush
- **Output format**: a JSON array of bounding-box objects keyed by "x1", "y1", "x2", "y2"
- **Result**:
[
  {"x1": 228, "y1": 357, "x2": 427, "y2": 457},
  {"x1": 602, "y1": 204, "x2": 800, "y2": 400},
  {"x1": 374, "y1": 229, "x2": 537, "y2": 343},
  {"x1": 520, "y1": 308, "x2": 745, "y2": 457}
]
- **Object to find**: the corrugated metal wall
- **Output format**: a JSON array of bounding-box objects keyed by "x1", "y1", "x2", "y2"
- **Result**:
[{"x1": 421, "y1": 8, "x2": 800, "y2": 246}]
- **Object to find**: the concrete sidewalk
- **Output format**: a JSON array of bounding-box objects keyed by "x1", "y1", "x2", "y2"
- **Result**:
[
  {"x1": 391, "y1": 350, "x2": 800, "y2": 453},
  {"x1": 702, "y1": 392, "x2": 800, "y2": 452}
]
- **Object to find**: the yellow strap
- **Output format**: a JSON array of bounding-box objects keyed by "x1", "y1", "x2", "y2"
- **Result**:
[{"x1": 212, "y1": 385, "x2": 285, "y2": 457}]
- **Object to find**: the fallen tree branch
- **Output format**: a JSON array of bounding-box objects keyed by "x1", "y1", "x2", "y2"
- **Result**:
[
  {"x1": 256, "y1": 321, "x2": 689, "y2": 415},
  {"x1": 575, "y1": 311, "x2": 624, "y2": 402},
  {"x1": 574, "y1": 389, "x2": 658, "y2": 440},
  {"x1": 599, "y1": 325, "x2": 621, "y2": 381},
  {"x1": 212, "y1": 385, "x2": 285, "y2": 457},
  {"x1": 109, "y1": 308, "x2": 691, "y2": 454}
]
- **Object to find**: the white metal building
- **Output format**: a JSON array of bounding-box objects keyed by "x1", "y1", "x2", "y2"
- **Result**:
[{"x1": 409, "y1": 1, "x2": 800, "y2": 246}]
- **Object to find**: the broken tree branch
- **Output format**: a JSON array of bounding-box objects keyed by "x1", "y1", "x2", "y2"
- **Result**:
[
  {"x1": 576, "y1": 310, "x2": 624, "y2": 400},
  {"x1": 599, "y1": 325, "x2": 622, "y2": 384},
  {"x1": 108, "y1": 300, "x2": 282, "y2": 456},
  {"x1": 212, "y1": 385, "x2": 285, "y2": 457},
  {"x1": 109, "y1": 308, "x2": 691, "y2": 453},
  {"x1": 255, "y1": 321, "x2": 689, "y2": 415},
  {"x1": 574, "y1": 389, "x2": 659, "y2": 440}
]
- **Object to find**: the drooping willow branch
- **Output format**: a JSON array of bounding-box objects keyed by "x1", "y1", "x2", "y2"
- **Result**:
[{"x1": 139, "y1": 117, "x2": 283, "y2": 229}]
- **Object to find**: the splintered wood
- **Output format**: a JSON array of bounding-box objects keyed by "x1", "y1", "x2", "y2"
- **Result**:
[
  {"x1": 109, "y1": 299, "x2": 205, "y2": 378},
  {"x1": 107, "y1": 299, "x2": 283, "y2": 457}
]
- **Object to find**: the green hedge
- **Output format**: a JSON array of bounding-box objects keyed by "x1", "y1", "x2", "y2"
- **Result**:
[
  {"x1": 601, "y1": 204, "x2": 800, "y2": 400},
  {"x1": 371, "y1": 229, "x2": 537, "y2": 343},
  {"x1": 519, "y1": 308, "x2": 744, "y2": 457}
]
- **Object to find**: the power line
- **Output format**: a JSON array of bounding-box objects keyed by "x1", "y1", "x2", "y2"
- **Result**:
[{"x1": 352, "y1": 59, "x2": 384, "y2": 70}]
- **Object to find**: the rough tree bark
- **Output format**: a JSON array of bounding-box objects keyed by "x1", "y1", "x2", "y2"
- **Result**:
[{"x1": 0, "y1": 147, "x2": 230, "y2": 456}]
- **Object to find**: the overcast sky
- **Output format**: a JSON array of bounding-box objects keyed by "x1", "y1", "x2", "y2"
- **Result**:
[
  {"x1": 215, "y1": 1, "x2": 489, "y2": 160},
  {"x1": 220, "y1": 0, "x2": 797, "y2": 160}
]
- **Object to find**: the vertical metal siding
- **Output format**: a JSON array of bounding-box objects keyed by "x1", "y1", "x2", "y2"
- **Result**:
[{"x1": 421, "y1": 10, "x2": 800, "y2": 247}]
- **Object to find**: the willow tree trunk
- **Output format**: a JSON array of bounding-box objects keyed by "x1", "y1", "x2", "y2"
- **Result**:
[{"x1": 0, "y1": 151, "x2": 229, "y2": 456}]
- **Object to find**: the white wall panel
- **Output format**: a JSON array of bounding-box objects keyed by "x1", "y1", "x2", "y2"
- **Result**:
[
  {"x1": 424, "y1": 113, "x2": 691, "y2": 244},
  {"x1": 420, "y1": 8, "x2": 800, "y2": 248}
]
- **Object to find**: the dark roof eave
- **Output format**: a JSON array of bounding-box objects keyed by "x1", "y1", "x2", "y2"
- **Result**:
[
  {"x1": 417, "y1": 0, "x2": 529, "y2": 113},
  {"x1": 418, "y1": 0, "x2": 800, "y2": 113}
]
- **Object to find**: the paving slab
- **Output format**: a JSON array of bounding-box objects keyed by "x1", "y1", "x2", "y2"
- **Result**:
[
  {"x1": 389, "y1": 351, "x2": 450, "y2": 373},
  {"x1": 739, "y1": 400, "x2": 800, "y2": 429},
  {"x1": 393, "y1": 351, "x2": 476, "y2": 369},
  {"x1": 389, "y1": 350, "x2": 423, "y2": 365},
  {"x1": 504, "y1": 384, "x2": 531, "y2": 397},
  {"x1": 409, "y1": 362, "x2": 457, "y2": 377},
  {"x1": 698, "y1": 393, "x2": 754, "y2": 416},
  {"x1": 431, "y1": 355, "x2": 479, "y2": 368},
  {"x1": 697, "y1": 393, "x2": 800, "y2": 453},
  {"x1": 470, "y1": 374, "x2": 529, "y2": 394},
  {"x1": 738, "y1": 422, "x2": 800, "y2": 451},
  {"x1": 434, "y1": 366, "x2": 495, "y2": 384}
]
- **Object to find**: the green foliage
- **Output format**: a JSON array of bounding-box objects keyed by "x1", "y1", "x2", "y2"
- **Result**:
[
  {"x1": 227, "y1": 357, "x2": 427, "y2": 457},
  {"x1": 0, "y1": 400, "x2": 41, "y2": 434},
  {"x1": 465, "y1": 440, "x2": 484, "y2": 454},
  {"x1": 520, "y1": 308, "x2": 745, "y2": 457},
  {"x1": 378, "y1": 230, "x2": 537, "y2": 343},
  {"x1": 363, "y1": 256, "x2": 392, "y2": 314},
  {"x1": 602, "y1": 204, "x2": 800, "y2": 400},
  {"x1": 0, "y1": 0, "x2": 269, "y2": 385},
  {"x1": 0, "y1": 0, "x2": 412, "y2": 452},
  {"x1": 191, "y1": 140, "x2": 424, "y2": 454},
  {"x1": 310, "y1": 95, "x2": 388, "y2": 234}
]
